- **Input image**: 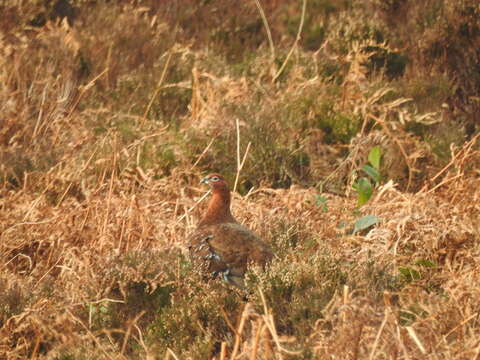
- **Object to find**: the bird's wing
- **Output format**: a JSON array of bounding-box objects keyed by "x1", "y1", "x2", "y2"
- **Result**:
[
  {"x1": 222, "y1": 223, "x2": 273, "y2": 265},
  {"x1": 189, "y1": 223, "x2": 272, "y2": 278},
  {"x1": 188, "y1": 228, "x2": 231, "y2": 275}
]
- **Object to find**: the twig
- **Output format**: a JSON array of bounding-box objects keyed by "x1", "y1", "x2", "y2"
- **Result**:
[
  {"x1": 237, "y1": 142, "x2": 251, "y2": 190},
  {"x1": 439, "y1": 312, "x2": 478, "y2": 344},
  {"x1": 473, "y1": 342, "x2": 480, "y2": 360},
  {"x1": 220, "y1": 342, "x2": 228, "y2": 360},
  {"x1": 235, "y1": 118, "x2": 242, "y2": 189},
  {"x1": 32, "y1": 83, "x2": 48, "y2": 140},
  {"x1": 176, "y1": 190, "x2": 211, "y2": 223},
  {"x1": 191, "y1": 135, "x2": 217, "y2": 170},
  {"x1": 420, "y1": 132, "x2": 480, "y2": 193},
  {"x1": 34, "y1": 255, "x2": 63, "y2": 289},
  {"x1": 395, "y1": 323, "x2": 411, "y2": 360},
  {"x1": 424, "y1": 174, "x2": 463, "y2": 195},
  {"x1": 166, "y1": 348, "x2": 180, "y2": 360},
  {"x1": 352, "y1": 323, "x2": 364, "y2": 360},
  {"x1": 2, "y1": 218, "x2": 58, "y2": 240},
  {"x1": 220, "y1": 307, "x2": 239, "y2": 336},
  {"x1": 273, "y1": 0, "x2": 307, "y2": 82},
  {"x1": 250, "y1": 321, "x2": 266, "y2": 360},
  {"x1": 432, "y1": 132, "x2": 480, "y2": 183},
  {"x1": 66, "y1": 67, "x2": 109, "y2": 120},
  {"x1": 142, "y1": 50, "x2": 173, "y2": 125},
  {"x1": 134, "y1": 324, "x2": 151, "y2": 359},
  {"x1": 253, "y1": 0, "x2": 275, "y2": 62},
  {"x1": 258, "y1": 288, "x2": 301, "y2": 357},
  {"x1": 67, "y1": 309, "x2": 116, "y2": 360},
  {"x1": 233, "y1": 118, "x2": 252, "y2": 193},
  {"x1": 102, "y1": 134, "x2": 117, "y2": 240},
  {"x1": 369, "y1": 308, "x2": 390, "y2": 360},
  {"x1": 405, "y1": 326, "x2": 426, "y2": 355},
  {"x1": 4, "y1": 253, "x2": 32, "y2": 269},
  {"x1": 342, "y1": 285, "x2": 349, "y2": 322},
  {"x1": 55, "y1": 182, "x2": 73, "y2": 207},
  {"x1": 121, "y1": 311, "x2": 146, "y2": 356},
  {"x1": 123, "y1": 128, "x2": 169, "y2": 153},
  {"x1": 230, "y1": 303, "x2": 251, "y2": 359},
  {"x1": 88, "y1": 298, "x2": 126, "y2": 329}
]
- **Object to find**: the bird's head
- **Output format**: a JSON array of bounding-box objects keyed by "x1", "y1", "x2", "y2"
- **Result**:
[{"x1": 200, "y1": 173, "x2": 229, "y2": 191}]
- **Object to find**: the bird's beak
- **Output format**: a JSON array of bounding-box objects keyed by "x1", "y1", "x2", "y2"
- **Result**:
[{"x1": 200, "y1": 177, "x2": 210, "y2": 184}]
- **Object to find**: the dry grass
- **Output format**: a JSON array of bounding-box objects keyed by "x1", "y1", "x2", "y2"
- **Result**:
[
  {"x1": 1, "y1": 170, "x2": 479, "y2": 359},
  {"x1": 1, "y1": 1, "x2": 479, "y2": 359}
]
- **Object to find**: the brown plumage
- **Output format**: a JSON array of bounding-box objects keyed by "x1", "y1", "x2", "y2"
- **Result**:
[{"x1": 188, "y1": 173, "x2": 273, "y2": 288}]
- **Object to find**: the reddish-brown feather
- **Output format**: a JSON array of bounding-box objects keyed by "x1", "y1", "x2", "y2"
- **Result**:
[{"x1": 188, "y1": 174, "x2": 273, "y2": 288}]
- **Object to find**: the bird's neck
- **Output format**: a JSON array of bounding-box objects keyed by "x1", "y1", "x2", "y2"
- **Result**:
[{"x1": 199, "y1": 187, "x2": 236, "y2": 226}]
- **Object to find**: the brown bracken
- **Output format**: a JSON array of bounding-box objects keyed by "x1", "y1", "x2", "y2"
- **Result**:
[{"x1": 188, "y1": 173, "x2": 273, "y2": 288}]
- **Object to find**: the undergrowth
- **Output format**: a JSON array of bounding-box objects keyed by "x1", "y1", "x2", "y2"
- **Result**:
[{"x1": 0, "y1": 0, "x2": 479, "y2": 359}]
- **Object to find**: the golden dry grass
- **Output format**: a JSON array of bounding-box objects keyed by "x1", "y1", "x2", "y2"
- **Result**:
[
  {"x1": 1, "y1": 1, "x2": 480, "y2": 359},
  {"x1": 1, "y1": 169, "x2": 479, "y2": 359}
]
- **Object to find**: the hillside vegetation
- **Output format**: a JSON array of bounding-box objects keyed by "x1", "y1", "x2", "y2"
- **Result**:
[{"x1": 1, "y1": 0, "x2": 479, "y2": 359}]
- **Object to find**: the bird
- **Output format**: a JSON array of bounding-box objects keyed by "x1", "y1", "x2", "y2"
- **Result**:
[{"x1": 188, "y1": 173, "x2": 273, "y2": 288}]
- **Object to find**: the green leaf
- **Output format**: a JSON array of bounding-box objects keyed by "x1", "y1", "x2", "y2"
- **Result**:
[
  {"x1": 368, "y1": 146, "x2": 382, "y2": 170},
  {"x1": 353, "y1": 215, "x2": 380, "y2": 234},
  {"x1": 315, "y1": 194, "x2": 327, "y2": 205},
  {"x1": 352, "y1": 177, "x2": 373, "y2": 206},
  {"x1": 315, "y1": 194, "x2": 329, "y2": 213},
  {"x1": 362, "y1": 164, "x2": 381, "y2": 183},
  {"x1": 414, "y1": 259, "x2": 436, "y2": 268},
  {"x1": 399, "y1": 267, "x2": 421, "y2": 282}
]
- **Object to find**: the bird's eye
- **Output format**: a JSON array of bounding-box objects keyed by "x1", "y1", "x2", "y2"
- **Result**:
[{"x1": 210, "y1": 176, "x2": 220, "y2": 182}]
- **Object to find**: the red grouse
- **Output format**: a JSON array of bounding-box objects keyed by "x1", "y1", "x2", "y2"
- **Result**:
[{"x1": 188, "y1": 173, "x2": 273, "y2": 288}]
